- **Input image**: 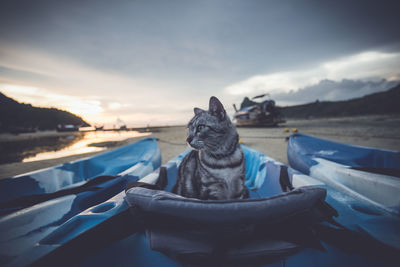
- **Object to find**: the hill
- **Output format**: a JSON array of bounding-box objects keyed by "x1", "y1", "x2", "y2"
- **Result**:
[
  {"x1": 0, "y1": 92, "x2": 90, "y2": 133},
  {"x1": 278, "y1": 84, "x2": 400, "y2": 119}
]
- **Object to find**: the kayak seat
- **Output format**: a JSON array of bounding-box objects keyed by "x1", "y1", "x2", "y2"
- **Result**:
[{"x1": 125, "y1": 185, "x2": 335, "y2": 264}]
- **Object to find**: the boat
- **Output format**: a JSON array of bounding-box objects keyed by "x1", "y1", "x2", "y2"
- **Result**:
[
  {"x1": 0, "y1": 138, "x2": 160, "y2": 266},
  {"x1": 0, "y1": 137, "x2": 161, "y2": 215},
  {"x1": 288, "y1": 133, "x2": 400, "y2": 216},
  {"x1": 56, "y1": 124, "x2": 81, "y2": 132},
  {"x1": 3, "y1": 145, "x2": 399, "y2": 266},
  {"x1": 233, "y1": 94, "x2": 285, "y2": 127}
]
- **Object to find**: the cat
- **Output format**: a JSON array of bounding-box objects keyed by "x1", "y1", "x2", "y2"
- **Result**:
[{"x1": 172, "y1": 96, "x2": 249, "y2": 200}]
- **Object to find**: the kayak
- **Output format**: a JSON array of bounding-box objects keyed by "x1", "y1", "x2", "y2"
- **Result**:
[
  {"x1": 0, "y1": 137, "x2": 161, "y2": 215},
  {"x1": 5, "y1": 145, "x2": 399, "y2": 266},
  {"x1": 287, "y1": 133, "x2": 400, "y2": 216},
  {"x1": 0, "y1": 138, "x2": 161, "y2": 265}
]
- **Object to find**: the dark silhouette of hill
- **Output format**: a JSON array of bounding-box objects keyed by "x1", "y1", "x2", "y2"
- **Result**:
[
  {"x1": 278, "y1": 84, "x2": 400, "y2": 119},
  {"x1": 0, "y1": 92, "x2": 90, "y2": 133}
]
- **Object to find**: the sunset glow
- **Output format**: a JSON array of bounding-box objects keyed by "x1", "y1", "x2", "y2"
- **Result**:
[
  {"x1": 1, "y1": 1, "x2": 399, "y2": 126},
  {"x1": 2, "y1": 84, "x2": 103, "y2": 120}
]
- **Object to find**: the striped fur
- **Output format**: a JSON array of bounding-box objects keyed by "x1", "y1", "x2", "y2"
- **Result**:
[{"x1": 172, "y1": 97, "x2": 248, "y2": 200}]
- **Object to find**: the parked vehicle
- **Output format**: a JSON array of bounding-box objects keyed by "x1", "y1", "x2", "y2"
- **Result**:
[{"x1": 233, "y1": 94, "x2": 285, "y2": 127}]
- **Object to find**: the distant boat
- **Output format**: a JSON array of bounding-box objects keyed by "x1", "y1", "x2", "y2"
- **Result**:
[
  {"x1": 56, "y1": 124, "x2": 80, "y2": 132},
  {"x1": 116, "y1": 117, "x2": 128, "y2": 131},
  {"x1": 95, "y1": 125, "x2": 104, "y2": 131}
]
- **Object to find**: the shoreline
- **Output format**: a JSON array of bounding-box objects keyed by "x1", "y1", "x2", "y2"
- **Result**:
[{"x1": 1, "y1": 116, "x2": 399, "y2": 179}]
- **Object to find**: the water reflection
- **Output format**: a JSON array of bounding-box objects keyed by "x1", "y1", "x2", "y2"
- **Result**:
[
  {"x1": 23, "y1": 131, "x2": 151, "y2": 162},
  {"x1": 0, "y1": 131, "x2": 151, "y2": 164}
]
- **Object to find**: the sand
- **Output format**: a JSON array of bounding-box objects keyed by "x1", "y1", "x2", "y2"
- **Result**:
[{"x1": 1, "y1": 115, "x2": 399, "y2": 179}]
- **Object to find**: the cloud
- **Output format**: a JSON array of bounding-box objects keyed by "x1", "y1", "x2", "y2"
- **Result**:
[
  {"x1": 0, "y1": 44, "x2": 139, "y2": 95},
  {"x1": 0, "y1": 44, "x2": 202, "y2": 126},
  {"x1": 274, "y1": 78, "x2": 400, "y2": 106},
  {"x1": 1, "y1": 38, "x2": 400, "y2": 126},
  {"x1": 224, "y1": 50, "x2": 400, "y2": 100}
]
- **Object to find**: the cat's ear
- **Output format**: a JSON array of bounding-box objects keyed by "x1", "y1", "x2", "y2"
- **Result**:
[
  {"x1": 209, "y1": 96, "x2": 226, "y2": 120},
  {"x1": 194, "y1": 107, "x2": 204, "y2": 115}
]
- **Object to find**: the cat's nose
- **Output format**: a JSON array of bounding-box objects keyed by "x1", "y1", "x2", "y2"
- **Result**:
[{"x1": 186, "y1": 136, "x2": 193, "y2": 144}]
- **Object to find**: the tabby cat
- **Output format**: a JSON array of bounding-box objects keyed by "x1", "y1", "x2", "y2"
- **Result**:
[{"x1": 172, "y1": 96, "x2": 249, "y2": 200}]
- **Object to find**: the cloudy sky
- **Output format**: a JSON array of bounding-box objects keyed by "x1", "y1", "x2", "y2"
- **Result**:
[{"x1": 1, "y1": 0, "x2": 399, "y2": 126}]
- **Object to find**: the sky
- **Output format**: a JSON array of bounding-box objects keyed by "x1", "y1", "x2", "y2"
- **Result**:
[{"x1": 1, "y1": 0, "x2": 400, "y2": 126}]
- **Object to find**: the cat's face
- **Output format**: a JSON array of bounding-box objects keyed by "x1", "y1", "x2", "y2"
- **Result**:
[{"x1": 186, "y1": 97, "x2": 232, "y2": 151}]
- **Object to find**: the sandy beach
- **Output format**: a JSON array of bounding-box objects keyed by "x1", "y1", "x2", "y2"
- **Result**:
[{"x1": 1, "y1": 115, "x2": 399, "y2": 179}]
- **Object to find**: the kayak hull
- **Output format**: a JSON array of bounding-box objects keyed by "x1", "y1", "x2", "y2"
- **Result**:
[
  {"x1": 0, "y1": 137, "x2": 161, "y2": 212},
  {"x1": 288, "y1": 133, "x2": 400, "y2": 215},
  {"x1": 0, "y1": 138, "x2": 161, "y2": 265}
]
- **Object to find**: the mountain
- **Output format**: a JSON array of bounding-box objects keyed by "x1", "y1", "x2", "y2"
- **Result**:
[
  {"x1": 0, "y1": 92, "x2": 90, "y2": 133},
  {"x1": 278, "y1": 84, "x2": 400, "y2": 119}
]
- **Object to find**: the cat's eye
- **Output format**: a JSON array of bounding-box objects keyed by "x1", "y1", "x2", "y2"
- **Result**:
[{"x1": 197, "y1": 125, "x2": 206, "y2": 132}]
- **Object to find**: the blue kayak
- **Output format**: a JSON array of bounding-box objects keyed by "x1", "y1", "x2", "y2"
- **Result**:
[
  {"x1": 0, "y1": 138, "x2": 161, "y2": 265},
  {"x1": 5, "y1": 145, "x2": 399, "y2": 266},
  {"x1": 0, "y1": 137, "x2": 161, "y2": 215},
  {"x1": 288, "y1": 133, "x2": 400, "y2": 216}
]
